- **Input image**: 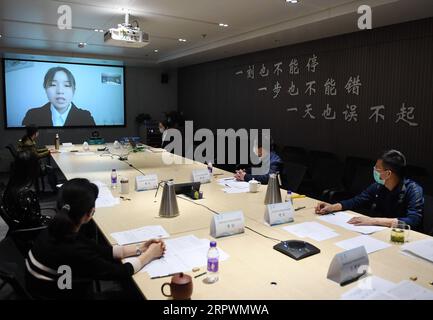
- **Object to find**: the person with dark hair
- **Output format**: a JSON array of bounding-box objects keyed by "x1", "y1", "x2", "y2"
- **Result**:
[
  {"x1": 17, "y1": 125, "x2": 58, "y2": 191},
  {"x1": 2, "y1": 151, "x2": 52, "y2": 228},
  {"x1": 22, "y1": 67, "x2": 95, "y2": 127},
  {"x1": 234, "y1": 135, "x2": 283, "y2": 184},
  {"x1": 159, "y1": 120, "x2": 170, "y2": 148},
  {"x1": 17, "y1": 125, "x2": 52, "y2": 159},
  {"x1": 315, "y1": 149, "x2": 424, "y2": 230},
  {"x1": 26, "y1": 178, "x2": 166, "y2": 300}
]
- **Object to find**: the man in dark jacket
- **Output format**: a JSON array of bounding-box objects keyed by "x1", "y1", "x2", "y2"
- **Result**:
[{"x1": 315, "y1": 150, "x2": 424, "y2": 230}]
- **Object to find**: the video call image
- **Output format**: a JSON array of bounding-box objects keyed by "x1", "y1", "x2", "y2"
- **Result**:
[{"x1": 4, "y1": 59, "x2": 125, "y2": 128}]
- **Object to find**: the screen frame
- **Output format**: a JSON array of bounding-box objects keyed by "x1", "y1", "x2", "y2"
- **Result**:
[{"x1": 2, "y1": 57, "x2": 127, "y2": 130}]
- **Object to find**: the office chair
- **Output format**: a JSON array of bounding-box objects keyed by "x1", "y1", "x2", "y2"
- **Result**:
[
  {"x1": 281, "y1": 161, "x2": 307, "y2": 192},
  {"x1": 423, "y1": 194, "x2": 433, "y2": 236},
  {"x1": 0, "y1": 237, "x2": 33, "y2": 300}
]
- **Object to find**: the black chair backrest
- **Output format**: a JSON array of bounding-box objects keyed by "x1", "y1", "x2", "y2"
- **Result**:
[
  {"x1": 423, "y1": 194, "x2": 433, "y2": 236},
  {"x1": 343, "y1": 157, "x2": 375, "y2": 194},
  {"x1": 282, "y1": 161, "x2": 307, "y2": 192},
  {"x1": 5, "y1": 144, "x2": 18, "y2": 160},
  {"x1": 281, "y1": 146, "x2": 309, "y2": 167},
  {"x1": 0, "y1": 237, "x2": 32, "y2": 299},
  {"x1": 309, "y1": 151, "x2": 343, "y2": 191}
]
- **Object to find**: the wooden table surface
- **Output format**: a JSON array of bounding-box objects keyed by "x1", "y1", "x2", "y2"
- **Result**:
[{"x1": 50, "y1": 144, "x2": 433, "y2": 300}]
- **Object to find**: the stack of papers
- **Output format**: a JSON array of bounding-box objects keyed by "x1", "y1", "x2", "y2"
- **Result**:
[
  {"x1": 335, "y1": 235, "x2": 391, "y2": 254},
  {"x1": 318, "y1": 211, "x2": 387, "y2": 235},
  {"x1": 386, "y1": 280, "x2": 433, "y2": 300},
  {"x1": 111, "y1": 225, "x2": 170, "y2": 245},
  {"x1": 93, "y1": 180, "x2": 120, "y2": 208},
  {"x1": 125, "y1": 235, "x2": 229, "y2": 277},
  {"x1": 341, "y1": 276, "x2": 396, "y2": 300},
  {"x1": 282, "y1": 222, "x2": 339, "y2": 241},
  {"x1": 401, "y1": 239, "x2": 433, "y2": 263},
  {"x1": 218, "y1": 178, "x2": 250, "y2": 194},
  {"x1": 342, "y1": 276, "x2": 433, "y2": 300}
]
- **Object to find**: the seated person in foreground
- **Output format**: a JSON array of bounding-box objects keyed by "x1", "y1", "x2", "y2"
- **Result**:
[
  {"x1": 2, "y1": 151, "x2": 52, "y2": 228},
  {"x1": 234, "y1": 139, "x2": 283, "y2": 184},
  {"x1": 315, "y1": 150, "x2": 424, "y2": 230},
  {"x1": 26, "y1": 178, "x2": 166, "y2": 300}
]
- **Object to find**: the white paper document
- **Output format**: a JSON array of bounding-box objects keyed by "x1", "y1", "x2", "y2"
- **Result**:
[
  {"x1": 341, "y1": 276, "x2": 396, "y2": 300},
  {"x1": 125, "y1": 235, "x2": 229, "y2": 277},
  {"x1": 401, "y1": 239, "x2": 433, "y2": 263},
  {"x1": 318, "y1": 211, "x2": 387, "y2": 234},
  {"x1": 282, "y1": 222, "x2": 339, "y2": 241},
  {"x1": 111, "y1": 225, "x2": 170, "y2": 245},
  {"x1": 386, "y1": 281, "x2": 433, "y2": 300},
  {"x1": 220, "y1": 179, "x2": 250, "y2": 194},
  {"x1": 335, "y1": 235, "x2": 391, "y2": 254},
  {"x1": 341, "y1": 277, "x2": 433, "y2": 300},
  {"x1": 93, "y1": 180, "x2": 120, "y2": 208}
]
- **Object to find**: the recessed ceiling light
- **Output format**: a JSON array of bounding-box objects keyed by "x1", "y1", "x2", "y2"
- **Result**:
[
  {"x1": 219, "y1": 23, "x2": 229, "y2": 28},
  {"x1": 286, "y1": 0, "x2": 299, "y2": 3},
  {"x1": 178, "y1": 38, "x2": 187, "y2": 42},
  {"x1": 154, "y1": 49, "x2": 159, "y2": 53}
]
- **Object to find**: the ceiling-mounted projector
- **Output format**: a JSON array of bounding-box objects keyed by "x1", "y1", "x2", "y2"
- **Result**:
[{"x1": 104, "y1": 13, "x2": 149, "y2": 48}]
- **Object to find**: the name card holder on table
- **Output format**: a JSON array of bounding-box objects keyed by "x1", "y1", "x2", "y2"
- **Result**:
[
  {"x1": 327, "y1": 246, "x2": 369, "y2": 286},
  {"x1": 192, "y1": 169, "x2": 211, "y2": 184},
  {"x1": 210, "y1": 211, "x2": 245, "y2": 238},
  {"x1": 135, "y1": 174, "x2": 159, "y2": 191},
  {"x1": 264, "y1": 202, "x2": 294, "y2": 226}
]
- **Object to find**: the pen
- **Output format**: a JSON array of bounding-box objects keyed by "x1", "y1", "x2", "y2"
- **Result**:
[
  {"x1": 194, "y1": 272, "x2": 207, "y2": 279},
  {"x1": 294, "y1": 206, "x2": 306, "y2": 211},
  {"x1": 151, "y1": 273, "x2": 177, "y2": 279},
  {"x1": 291, "y1": 195, "x2": 306, "y2": 199}
]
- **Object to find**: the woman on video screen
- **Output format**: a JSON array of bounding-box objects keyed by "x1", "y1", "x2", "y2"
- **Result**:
[{"x1": 22, "y1": 67, "x2": 96, "y2": 127}]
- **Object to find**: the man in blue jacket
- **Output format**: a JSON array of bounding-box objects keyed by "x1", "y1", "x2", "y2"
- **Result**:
[
  {"x1": 234, "y1": 139, "x2": 283, "y2": 184},
  {"x1": 315, "y1": 150, "x2": 424, "y2": 230}
]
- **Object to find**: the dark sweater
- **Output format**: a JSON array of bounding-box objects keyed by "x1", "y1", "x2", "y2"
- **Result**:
[
  {"x1": 26, "y1": 229, "x2": 134, "y2": 299},
  {"x1": 340, "y1": 179, "x2": 424, "y2": 230}
]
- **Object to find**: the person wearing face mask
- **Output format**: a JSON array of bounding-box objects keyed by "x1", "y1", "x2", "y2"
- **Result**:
[
  {"x1": 159, "y1": 120, "x2": 170, "y2": 148},
  {"x1": 315, "y1": 150, "x2": 424, "y2": 230},
  {"x1": 234, "y1": 137, "x2": 283, "y2": 184},
  {"x1": 22, "y1": 67, "x2": 95, "y2": 127}
]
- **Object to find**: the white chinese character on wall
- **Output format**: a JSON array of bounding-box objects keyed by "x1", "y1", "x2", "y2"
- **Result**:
[
  {"x1": 247, "y1": 65, "x2": 255, "y2": 79},
  {"x1": 274, "y1": 62, "x2": 283, "y2": 76},
  {"x1": 273, "y1": 81, "x2": 282, "y2": 99},
  {"x1": 396, "y1": 103, "x2": 418, "y2": 127},
  {"x1": 306, "y1": 54, "x2": 319, "y2": 73},
  {"x1": 305, "y1": 81, "x2": 316, "y2": 96},
  {"x1": 322, "y1": 104, "x2": 336, "y2": 120},
  {"x1": 324, "y1": 78, "x2": 337, "y2": 96},
  {"x1": 345, "y1": 75, "x2": 362, "y2": 95},
  {"x1": 343, "y1": 104, "x2": 358, "y2": 122},
  {"x1": 259, "y1": 64, "x2": 269, "y2": 77},
  {"x1": 369, "y1": 105, "x2": 385, "y2": 123},
  {"x1": 303, "y1": 104, "x2": 316, "y2": 119},
  {"x1": 289, "y1": 59, "x2": 300, "y2": 75},
  {"x1": 288, "y1": 81, "x2": 299, "y2": 96}
]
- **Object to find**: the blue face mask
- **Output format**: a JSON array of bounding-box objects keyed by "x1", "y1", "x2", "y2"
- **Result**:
[{"x1": 373, "y1": 169, "x2": 385, "y2": 185}]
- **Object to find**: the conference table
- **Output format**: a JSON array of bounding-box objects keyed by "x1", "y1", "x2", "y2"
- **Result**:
[{"x1": 49, "y1": 144, "x2": 433, "y2": 300}]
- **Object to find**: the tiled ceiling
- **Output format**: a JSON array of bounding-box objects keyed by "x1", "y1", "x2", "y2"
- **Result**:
[{"x1": 0, "y1": 0, "x2": 433, "y2": 67}]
